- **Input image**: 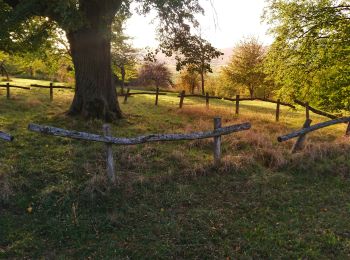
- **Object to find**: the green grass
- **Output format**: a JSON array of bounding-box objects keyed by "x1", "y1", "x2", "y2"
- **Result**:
[
  {"x1": 1, "y1": 77, "x2": 66, "y2": 86},
  {"x1": 1, "y1": 79, "x2": 350, "y2": 258}
]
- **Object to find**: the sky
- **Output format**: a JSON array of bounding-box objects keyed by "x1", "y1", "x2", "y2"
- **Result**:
[{"x1": 125, "y1": 0, "x2": 274, "y2": 49}]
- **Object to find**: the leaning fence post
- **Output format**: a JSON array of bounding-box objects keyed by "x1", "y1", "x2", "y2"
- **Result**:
[
  {"x1": 103, "y1": 124, "x2": 116, "y2": 184},
  {"x1": 235, "y1": 95, "x2": 240, "y2": 115},
  {"x1": 124, "y1": 88, "x2": 130, "y2": 104},
  {"x1": 291, "y1": 118, "x2": 312, "y2": 153},
  {"x1": 346, "y1": 122, "x2": 350, "y2": 136},
  {"x1": 206, "y1": 92, "x2": 209, "y2": 109},
  {"x1": 179, "y1": 90, "x2": 185, "y2": 108},
  {"x1": 213, "y1": 117, "x2": 222, "y2": 165},
  {"x1": 155, "y1": 87, "x2": 159, "y2": 106},
  {"x1": 6, "y1": 83, "x2": 10, "y2": 99},
  {"x1": 50, "y1": 82, "x2": 53, "y2": 101},
  {"x1": 276, "y1": 99, "x2": 280, "y2": 122},
  {"x1": 305, "y1": 102, "x2": 310, "y2": 120}
]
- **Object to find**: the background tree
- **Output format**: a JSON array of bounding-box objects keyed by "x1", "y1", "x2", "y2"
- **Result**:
[
  {"x1": 138, "y1": 62, "x2": 172, "y2": 89},
  {"x1": 0, "y1": 0, "x2": 203, "y2": 120},
  {"x1": 0, "y1": 51, "x2": 10, "y2": 81},
  {"x1": 223, "y1": 37, "x2": 266, "y2": 98},
  {"x1": 111, "y1": 14, "x2": 139, "y2": 94},
  {"x1": 179, "y1": 66, "x2": 201, "y2": 94},
  {"x1": 167, "y1": 35, "x2": 223, "y2": 95},
  {"x1": 264, "y1": 0, "x2": 350, "y2": 111}
]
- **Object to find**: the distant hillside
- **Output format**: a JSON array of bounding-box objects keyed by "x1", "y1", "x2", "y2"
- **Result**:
[{"x1": 154, "y1": 47, "x2": 233, "y2": 73}]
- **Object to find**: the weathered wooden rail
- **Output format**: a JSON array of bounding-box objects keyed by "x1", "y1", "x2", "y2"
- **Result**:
[
  {"x1": 178, "y1": 91, "x2": 295, "y2": 121},
  {"x1": 30, "y1": 82, "x2": 73, "y2": 101},
  {"x1": 294, "y1": 99, "x2": 340, "y2": 120},
  {"x1": 121, "y1": 87, "x2": 167, "y2": 105},
  {"x1": 0, "y1": 131, "x2": 14, "y2": 142},
  {"x1": 0, "y1": 83, "x2": 30, "y2": 99},
  {"x1": 28, "y1": 119, "x2": 251, "y2": 183},
  {"x1": 278, "y1": 117, "x2": 350, "y2": 153},
  {"x1": 177, "y1": 93, "x2": 295, "y2": 108}
]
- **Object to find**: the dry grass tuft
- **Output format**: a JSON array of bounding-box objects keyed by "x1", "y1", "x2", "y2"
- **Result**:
[
  {"x1": 254, "y1": 148, "x2": 287, "y2": 169},
  {"x1": 84, "y1": 172, "x2": 111, "y2": 198},
  {"x1": 0, "y1": 172, "x2": 14, "y2": 203},
  {"x1": 117, "y1": 146, "x2": 147, "y2": 171},
  {"x1": 217, "y1": 154, "x2": 255, "y2": 173},
  {"x1": 303, "y1": 139, "x2": 350, "y2": 160},
  {"x1": 82, "y1": 160, "x2": 112, "y2": 198},
  {"x1": 284, "y1": 137, "x2": 350, "y2": 176},
  {"x1": 22, "y1": 98, "x2": 43, "y2": 108},
  {"x1": 182, "y1": 162, "x2": 208, "y2": 179}
]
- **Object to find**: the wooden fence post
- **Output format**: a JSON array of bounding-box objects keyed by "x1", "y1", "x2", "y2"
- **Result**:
[
  {"x1": 213, "y1": 117, "x2": 222, "y2": 165},
  {"x1": 235, "y1": 95, "x2": 240, "y2": 115},
  {"x1": 206, "y1": 92, "x2": 209, "y2": 109},
  {"x1": 155, "y1": 87, "x2": 159, "y2": 106},
  {"x1": 305, "y1": 102, "x2": 310, "y2": 120},
  {"x1": 276, "y1": 99, "x2": 280, "y2": 122},
  {"x1": 103, "y1": 124, "x2": 116, "y2": 184},
  {"x1": 124, "y1": 88, "x2": 130, "y2": 104},
  {"x1": 50, "y1": 82, "x2": 53, "y2": 101},
  {"x1": 179, "y1": 90, "x2": 185, "y2": 108},
  {"x1": 6, "y1": 83, "x2": 10, "y2": 99},
  {"x1": 292, "y1": 118, "x2": 312, "y2": 153},
  {"x1": 346, "y1": 122, "x2": 350, "y2": 136}
]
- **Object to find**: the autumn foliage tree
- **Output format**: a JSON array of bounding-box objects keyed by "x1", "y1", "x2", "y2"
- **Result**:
[
  {"x1": 224, "y1": 38, "x2": 266, "y2": 98},
  {"x1": 138, "y1": 62, "x2": 172, "y2": 88},
  {"x1": 179, "y1": 65, "x2": 200, "y2": 94}
]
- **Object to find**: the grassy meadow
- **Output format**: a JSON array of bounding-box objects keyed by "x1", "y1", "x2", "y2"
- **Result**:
[{"x1": 1, "y1": 78, "x2": 350, "y2": 258}]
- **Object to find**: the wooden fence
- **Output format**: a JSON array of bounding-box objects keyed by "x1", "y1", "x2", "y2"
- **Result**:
[
  {"x1": 178, "y1": 91, "x2": 295, "y2": 122},
  {"x1": 278, "y1": 117, "x2": 350, "y2": 153},
  {"x1": 28, "y1": 118, "x2": 251, "y2": 184},
  {"x1": 0, "y1": 131, "x2": 13, "y2": 142},
  {"x1": 0, "y1": 83, "x2": 30, "y2": 99},
  {"x1": 293, "y1": 99, "x2": 344, "y2": 121},
  {"x1": 121, "y1": 87, "x2": 167, "y2": 105},
  {"x1": 30, "y1": 83, "x2": 73, "y2": 101}
]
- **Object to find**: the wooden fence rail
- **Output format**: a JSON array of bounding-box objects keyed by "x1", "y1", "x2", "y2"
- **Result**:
[
  {"x1": 178, "y1": 91, "x2": 295, "y2": 121},
  {"x1": 0, "y1": 131, "x2": 14, "y2": 142},
  {"x1": 0, "y1": 83, "x2": 30, "y2": 99},
  {"x1": 30, "y1": 82, "x2": 73, "y2": 101},
  {"x1": 28, "y1": 119, "x2": 251, "y2": 183},
  {"x1": 177, "y1": 93, "x2": 296, "y2": 109},
  {"x1": 294, "y1": 99, "x2": 339, "y2": 120},
  {"x1": 278, "y1": 117, "x2": 350, "y2": 153},
  {"x1": 121, "y1": 87, "x2": 167, "y2": 105}
]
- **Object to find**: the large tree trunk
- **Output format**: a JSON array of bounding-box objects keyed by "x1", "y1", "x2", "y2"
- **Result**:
[{"x1": 66, "y1": 1, "x2": 122, "y2": 121}]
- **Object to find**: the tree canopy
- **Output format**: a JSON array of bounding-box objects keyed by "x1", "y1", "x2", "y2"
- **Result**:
[
  {"x1": 160, "y1": 32, "x2": 222, "y2": 95},
  {"x1": 264, "y1": 0, "x2": 350, "y2": 111},
  {"x1": 138, "y1": 61, "x2": 172, "y2": 88},
  {"x1": 0, "y1": 0, "x2": 204, "y2": 120},
  {"x1": 223, "y1": 38, "x2": 267, "y2": 98}
]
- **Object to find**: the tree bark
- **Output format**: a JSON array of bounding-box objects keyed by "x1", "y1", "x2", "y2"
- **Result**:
[
  {"x1": 0, "y1": 61, "x2": 10, "y2": 81},
  {"x1": 120, "y1": 65, "x2": 125, "y2": 95},
  {"x1": 200, "y1": 71, "x2": 205, "y2": 95},
  {"x1": 66, "y1": 2, "x2": 122, "y2": 121},
  {"x1": 249, "y1": 85, "x2": 254, "y2": 98}
]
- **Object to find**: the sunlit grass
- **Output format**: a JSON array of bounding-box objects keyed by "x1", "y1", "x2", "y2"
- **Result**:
[{"x1": 0, "y1": 80, "x2": 349, "y2": 258}]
